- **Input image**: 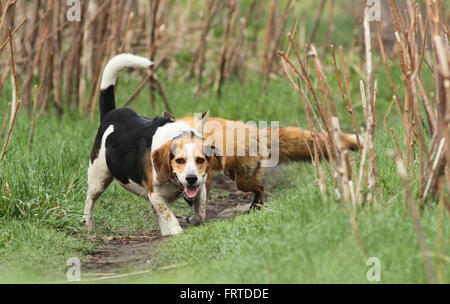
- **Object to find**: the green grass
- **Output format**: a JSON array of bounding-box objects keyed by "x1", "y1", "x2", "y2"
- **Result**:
[
  {"x1": 0, "y1": 52, "x2": 448, "y2": 283},
  {"x1": 136, "y1": 132, "x2": 448, "y2": 284}
]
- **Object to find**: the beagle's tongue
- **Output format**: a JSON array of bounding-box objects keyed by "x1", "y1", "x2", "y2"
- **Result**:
[{"x1": 184, "y1": 186, "x2": 199, "y2": 199}]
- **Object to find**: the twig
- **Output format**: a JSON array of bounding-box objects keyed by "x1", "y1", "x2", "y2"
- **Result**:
[
  {"x1": 0, "y1": 102, "x2": 11, "y2": 141},
  {"x1": 153, "y1": 74, "x2": 172, "y2": 113},
  {"x1": 121, "y1": 55, "x2": 166, "y2": 108},
  {"x1": 0, "y1": 28, "x2": 21, "y2": 164},
  {"x1": 27, "y1": 85, "x2": 39, "y2": 148},
  {"x1": 307, "y1": 0, "x2": 327, "y2": 45},
  {"x1": 259, "y1": 0, "x2": 293, "y2": 112},
  {"x1": 0, "y1": 16, "x2": 26, "y2": 53},
  {"x1": 147, "y1": 0, "x2": 160, "y2": 110},
  {"x1": 390, "y1": 128, "x2": 402, "y2": 156},
  {"x1": 339, "y1": 46, "x2": 362, "y2": 152},
  {"x1": 389, "y1": 150, "x2": 436, "y2": 283}
]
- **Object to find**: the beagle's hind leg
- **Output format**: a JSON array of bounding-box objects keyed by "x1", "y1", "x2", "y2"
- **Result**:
[{"x1": 82, "y1": 161, "x2": 113, "y2": 231}]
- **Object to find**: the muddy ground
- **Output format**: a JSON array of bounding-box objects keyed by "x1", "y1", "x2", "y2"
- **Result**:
[{"x1": 82, "y1": 168, "x2": 279, "y2": 275}]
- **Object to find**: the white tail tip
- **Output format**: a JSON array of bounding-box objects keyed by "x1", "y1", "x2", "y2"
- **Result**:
[{"x1": 100, "y1": 53, "x2": 153, "y2": 89}]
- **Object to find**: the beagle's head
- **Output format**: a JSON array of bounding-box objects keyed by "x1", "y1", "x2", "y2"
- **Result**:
[{"x1": 151, "y1": 131, "x2": 224, "y2": 201}]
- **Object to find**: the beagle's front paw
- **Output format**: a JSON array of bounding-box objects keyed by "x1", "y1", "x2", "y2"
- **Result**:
[
  {"x1": 81, "y1": 215, "x2": 95, "y2": 231},
  {"x1": 160, "y1": 222, "x2": 183, "y2": 236}
]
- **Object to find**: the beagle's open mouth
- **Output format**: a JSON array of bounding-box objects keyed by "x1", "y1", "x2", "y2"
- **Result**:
[{"x1": 184, "y1": 186, "x2": 199, "y2": 200}]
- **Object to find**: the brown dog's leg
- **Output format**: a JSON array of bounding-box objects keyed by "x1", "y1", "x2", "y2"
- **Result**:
[
  {"x1": 249, "y1": 185, "x2": 265, "y2": 210},
  {"x1": 235, "y1": 170, "x2": 265, "y2": 211}
]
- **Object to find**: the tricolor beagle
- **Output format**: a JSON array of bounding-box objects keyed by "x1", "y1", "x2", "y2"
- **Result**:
[{"x1": 82, "y1": 54, "x2": 223, "y2": 236}]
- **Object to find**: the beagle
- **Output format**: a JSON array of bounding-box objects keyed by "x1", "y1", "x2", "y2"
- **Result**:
[{"x1": 82, "y1": 54, "x2": 223, "y2": 236}]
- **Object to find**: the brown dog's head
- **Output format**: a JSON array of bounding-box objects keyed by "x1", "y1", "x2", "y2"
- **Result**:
[{"x1": 152, "y1": 131, "x2": 224, "y2": 201}]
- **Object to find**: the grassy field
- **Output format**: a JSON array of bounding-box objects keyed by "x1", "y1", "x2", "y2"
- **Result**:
[{"x1": 0, "y1": 49, "x2": 448, "y2": 284}]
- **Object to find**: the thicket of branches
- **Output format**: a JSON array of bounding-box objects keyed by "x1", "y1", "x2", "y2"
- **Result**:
[
  {"x1": 279, "y1": 0, "x2": 449, "y2": 283},
  {"x1": 0, "y1": 0, "x2": 318, "y2": 117}
]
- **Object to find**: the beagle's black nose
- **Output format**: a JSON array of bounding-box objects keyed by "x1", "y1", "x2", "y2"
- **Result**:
[{"x1": 186, "y1": 175, "x2": 198, "y2": 185}]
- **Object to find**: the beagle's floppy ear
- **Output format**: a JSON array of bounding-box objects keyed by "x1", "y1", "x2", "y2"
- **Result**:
[
  {"x1": 204, "y1": 143, "x2": 225, "y2": 169},
  {"x1": 151, "y1": 141, "x2": 174, "y2": 183},
  {"x1": 193, "y1": 110, "x2": 209, "y2": 134}
]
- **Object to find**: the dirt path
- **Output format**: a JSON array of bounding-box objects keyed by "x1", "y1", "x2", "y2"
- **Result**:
[{"x1": 82, "y1": 168, "x2": 279, "y2": 274}]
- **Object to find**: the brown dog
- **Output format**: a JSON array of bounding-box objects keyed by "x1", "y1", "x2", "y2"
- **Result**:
[{"x1": 174, "y1": 111, "x2": 358, "y2": 210}]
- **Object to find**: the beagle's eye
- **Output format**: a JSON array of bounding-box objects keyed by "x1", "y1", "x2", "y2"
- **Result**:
[
  {"x1": 175, "y1": 158, "x2": 186, "y2": 164},
  {"x1": 196, "y1": 157, "x2": 205, "y2": 164}
]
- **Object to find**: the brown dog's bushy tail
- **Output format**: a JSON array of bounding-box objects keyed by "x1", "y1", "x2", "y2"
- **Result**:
[{"x1": 270, "y1": 126, "x2": 358, "y2": 163}]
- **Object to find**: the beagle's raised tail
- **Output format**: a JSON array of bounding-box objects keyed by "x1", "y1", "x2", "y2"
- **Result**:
[{"x1": 99, "y1": 54, "x2": 153, "y2": 121}]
